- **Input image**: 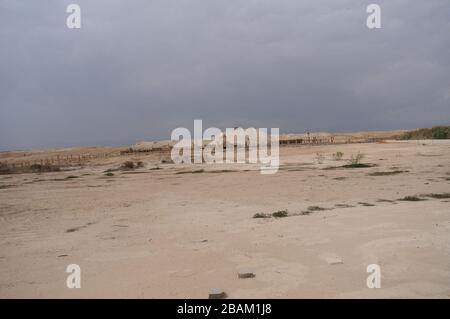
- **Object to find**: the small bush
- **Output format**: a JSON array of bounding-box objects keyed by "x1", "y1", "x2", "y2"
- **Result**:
[
  {"x1": 401, "y1": 126, "x2": 450, "y2": 140},
  {"x1": 253, "y1": 213, "x2": 270, "y2": 219},
  {"x1": 335, "y1": 203, "x2": 354, "y2": 208},
  {"x1": 121, "y1": 161, "x2": 135, "y2": 169},
  {"x1": 253, "y1": 210, "x2": 289, "y2": 218},
  {"x1": 136, "y1": 161, "x2": 144, "y2": 168},
  {"x1": 431, "y1": 126, "x2": 450, "y2": 139},
  {"x1": 423, "y1": 193, "x2": 450, "y2": 199},
  {"x1": 272, "y1": 210, "x2": 288, "y2": 218},
  {"x1": 307, "y1": 206, "x2": 326, "y2": 211},
  {"x1": 105, "y1": 172, "x2": 114, "y2": 177},
  {"x1": 398, "y1": 196, "x2": 425, "y2": 201},
  {"x1": 332, "y1": 152, "x2": 344, "y2": 161},
  {"x1": 401, "y1": 128, "x2": 432, "y2": 140},
  {"x1": 315, "y1": 152, "x2": 325, "y2": 164},
  {"x1": 348, "y1": 152, "x2": 365, "y2": 166}
]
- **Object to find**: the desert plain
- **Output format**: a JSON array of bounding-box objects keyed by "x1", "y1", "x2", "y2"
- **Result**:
[{"x1": 0, "y1": 137, "x2": 449, "y2": 298}]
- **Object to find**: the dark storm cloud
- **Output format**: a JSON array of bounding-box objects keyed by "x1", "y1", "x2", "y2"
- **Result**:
[{"x1": 1, "y1": 0, "x2": 449, "y2": 150}]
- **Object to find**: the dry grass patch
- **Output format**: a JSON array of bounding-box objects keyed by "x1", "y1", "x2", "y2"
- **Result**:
[
  {"x1": 176, "y1": 169, "x2": 205, "y2": 174},
  {"x1": 376, "y1": 199, "x2": 397, "y2": 204},
  {"x1": 0, "y1": 163, "x2": 61, "y2": 175},
  {"x1": 253, "y1": 210, "x2": 289, "y2": 219},
  {"x1": 398, "y1": 196, "x2": 426, "y2": 202},
  {"x1": 253, "y1": 212, "x2": 271, "y2": 219},
  {"x1": 0, "y1": 184, "x2": 16, "y2": 189},
  {"x1": 272, "y1": 210, "x2": 289, "y2": 218},
  {"x1": 368, "y1": 170, "x2": 408, "y2": 176},
  {"x1": 120, "y1": 161, "x2": 145, "y2": 170},
  {"x1": 422, "y1": 193, "x2": 450, "y2": 199},
  {"x1": 342, "y1": 163, "x2": 375, "y2": 168},
  {"x1": 335, "y1": 203, "x2": 354, "y2": 208},
  {"x1": 307, "y1": 205, "x2": 329, "y2": 211},
  {"x1": 358, "y1": 202, "x2": 376, "y2": 207}
]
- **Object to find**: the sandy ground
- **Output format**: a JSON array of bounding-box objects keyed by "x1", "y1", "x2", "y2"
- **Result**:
[{"x1": 0, "y1": 140, "x2": 449, "y2": 298}]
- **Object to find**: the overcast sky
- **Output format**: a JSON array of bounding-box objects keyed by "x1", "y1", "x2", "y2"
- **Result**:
[{"x1": 1, "y1": 0, "x2": 449, "y2": 150}]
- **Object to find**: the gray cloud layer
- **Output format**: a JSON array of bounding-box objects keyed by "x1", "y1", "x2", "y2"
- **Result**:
[{"x1": 1, "y1": 0, "x2": 449, "y2": 150}]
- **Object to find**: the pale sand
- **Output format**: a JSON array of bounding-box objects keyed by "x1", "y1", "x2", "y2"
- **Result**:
[{"x1": 0, "y1": 140, "x2": 449, "y2": 298}]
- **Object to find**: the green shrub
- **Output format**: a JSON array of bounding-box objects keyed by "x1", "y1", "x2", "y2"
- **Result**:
[
  {"x1": 431, "y1": 126, "x2": 450, "y2": 139},
  {"x1": 423, "y1": 193, "x2": 450, "y2": 199},
  {"x1": 401, "y1": 126, "x2": 449, "y2": 140}
]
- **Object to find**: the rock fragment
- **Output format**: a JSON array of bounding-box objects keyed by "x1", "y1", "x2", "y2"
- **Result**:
[
  {"x1": 237, "y1": 268, "x2": 255, "y2": 279},
  {"x1": 325, "y1": 256, "x2": 343, "y2": 265},
  {"x1": 209, "y1": 288, "x2": 226, "y2": 299}
]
